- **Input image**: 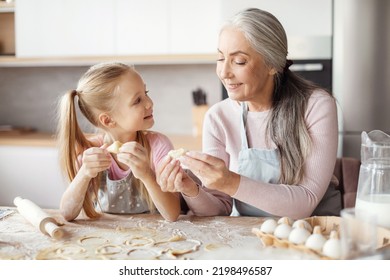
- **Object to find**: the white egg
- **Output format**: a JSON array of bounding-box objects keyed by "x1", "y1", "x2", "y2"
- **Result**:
[
  {"x1": 322, "y1": 230, "x2": 341, "y2": 259},
  {"x1": 305, "y1": 226, "x2": 326, "y2": 251},
  {"x1": 288, "y1": 225, "x2": 311, "y2": 245},
  {"x1": 292, "y1": 219, "x2": 313, "y2": 232},
  {"x1": 274, "y1": 223, "x2": 292, "y2": 239},
  {"x1": 277, "y1": 216, "x2": 293, "y2": 225},
  {"x1": 260, "y1": 219, "x2": 277, "y2": 234}
]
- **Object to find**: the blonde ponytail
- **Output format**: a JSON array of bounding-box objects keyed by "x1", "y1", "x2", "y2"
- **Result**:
[{"x1": 56, "y1": 89, "x2": 101, "y2": 218}]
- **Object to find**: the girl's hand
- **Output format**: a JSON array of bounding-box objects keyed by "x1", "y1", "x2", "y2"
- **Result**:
[
  {"x1": 117, "y1": 141, "x2": 153, "y2": 181},
  {"x1": 80, "y1": 145, "x2": 111, "y2": 179},
  {"x1": 156, "y1": 156, "x2": 199, "y2": 197},
  {"x1": 179, "y1": 151, "x2": 240, "y2": 196}
]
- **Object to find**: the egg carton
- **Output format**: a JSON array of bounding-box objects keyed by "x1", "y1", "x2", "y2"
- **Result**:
[
  {"x1": 252, "y1": 216, "x2": 390, "y2": 259},
  {"x1": 252, "y1": 217, "x2": 340, "y2": 260},
  {"x1": 305, "y1": 216, "x2": 390, "y2": 252},
  {"x1": 252, "y1": 223, "x2": 333, "y2": 259}
]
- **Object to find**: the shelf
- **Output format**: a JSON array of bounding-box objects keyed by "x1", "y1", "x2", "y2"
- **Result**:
[
  {"x1": 0, "y1": 132, "x2": 202, "y2": 151},
  {"x1": 0, "y1": 2, "x2": 14, "y2": 13},
  {"x1": 0, "y1": 2, "x2": 216, "y2": 67},
  {"x1": 0, "y1": 132, "x2": 56, "y2": 147},
  {"x1": 0, "y1": 53, "x2": 217, "y2": 67}
]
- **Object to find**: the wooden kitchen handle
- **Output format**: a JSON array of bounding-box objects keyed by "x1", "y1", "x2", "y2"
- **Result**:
[{"x1": 14, "y1": 196, "x2": 64, "y2": 239}]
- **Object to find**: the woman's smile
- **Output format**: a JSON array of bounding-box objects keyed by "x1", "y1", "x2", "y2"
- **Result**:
[{"x1": 226, "y1": 82, "x2": 243, "y2": 91}]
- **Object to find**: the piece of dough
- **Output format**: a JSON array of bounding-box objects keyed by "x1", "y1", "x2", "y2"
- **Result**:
[
  {"x1": 127, "y1": 248, "x2": 162, "y2": 260},
  {"x1": 204, "y1": 243, "x2": 231, "y2": 251},
  {"x1": 162, "y1": 239, "x2": 201, "y2": 256},
  {"x1": 124, "y1": 236, "x2": 155, "y2": 247},
  {"x1": 95, "y1": 244, "x2": 123, "y2": 255},
  {"x1": 168, "y1": 148, "x2": 188, "y2": 159},
  {"x1": 78, "y1": 236, "x2": 109, "y2": 246},
  {"x1": 107, "y1": 141, "x2": 123, "y2": 154}
]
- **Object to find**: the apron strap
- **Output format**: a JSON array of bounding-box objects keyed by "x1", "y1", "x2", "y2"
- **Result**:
[{"x1": 240, "y1": 102, "x2": 249, "y2": 150}]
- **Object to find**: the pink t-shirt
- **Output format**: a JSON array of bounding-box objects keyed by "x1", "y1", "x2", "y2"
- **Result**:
[{"x1": 183, "y1": 90, "x2": 339, "y2": 219}]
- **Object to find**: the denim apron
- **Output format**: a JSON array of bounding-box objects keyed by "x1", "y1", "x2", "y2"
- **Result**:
[
  {"x1": 97, "y1": 170, "x2": 149, "y2": 214},
  {"x1": 234, "y1": 102, "x2": 341, "y2": 217},
  {"x1": 234, "y1": 102, "x2": 279, "y2": 216}
]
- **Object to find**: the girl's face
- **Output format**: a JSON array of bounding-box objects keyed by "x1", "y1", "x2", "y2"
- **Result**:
[
  {"x1": 108, "y1": 70, "x2": 154, "y2": 141},
  {"x1": 216, "y1": 27, "x2": 276, "y2": 111}
]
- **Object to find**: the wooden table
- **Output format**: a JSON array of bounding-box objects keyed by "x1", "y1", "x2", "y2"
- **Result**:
[{"x1": 0, "y1": 208, "x2": 315, "y2": 260}]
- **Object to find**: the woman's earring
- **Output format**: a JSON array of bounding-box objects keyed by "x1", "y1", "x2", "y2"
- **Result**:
[{"x1": 269, "y1": 68, "x2": 277, "y2": 75}]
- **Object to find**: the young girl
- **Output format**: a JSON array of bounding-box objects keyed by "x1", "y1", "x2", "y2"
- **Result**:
[{"x1": 57, "y1": 62, "x2": 180, "y2": 222}]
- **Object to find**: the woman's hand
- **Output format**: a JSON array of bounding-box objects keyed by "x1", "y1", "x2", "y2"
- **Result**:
[
  {"x1": 180, "y1": 151, "x2": 240, "y2": 196},
  {"x1": 117, "y1": 141, "x2": 153, "y2": 181},
  {"x1": 80, "y1": 145, "x2": 111, "y2": 179},
  {"x1": 156, "y1": 156, "x2": 199, "y2": 197}
]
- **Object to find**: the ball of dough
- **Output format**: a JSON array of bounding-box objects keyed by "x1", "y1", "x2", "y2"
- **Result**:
[
  {"x1": 106, "y1": 141, "x2": 123, "y2": 154},
  {"x1": 168, "y1": 148, "x2": 188, "y2": 159}
]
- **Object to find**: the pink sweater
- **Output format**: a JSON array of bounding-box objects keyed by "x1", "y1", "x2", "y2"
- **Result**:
[{"x1": 183, "y1": 90, "x2": 339, "y2": 219}]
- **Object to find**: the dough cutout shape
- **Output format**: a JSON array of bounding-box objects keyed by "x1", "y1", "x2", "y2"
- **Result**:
[
  {"x1": 95, "y1": 244, "x2": 123, "y2": 255},
  {"x1": 168, "y1": 148, "x2": 188, "y2": 159},
  {"x1": 127, "y1": 248, "x2": 163, "y2": 260},
  {"x1": 204, "y1": 243, "x2": 232, "y2": 251},
  {"x1": 160, "y1": 239, "x2": 201, "y2": 255},
  {"x1": 78, "y1": 236, "x2": 109, "y2": 246},
  {"x1": 35, "y1": 227, "x2": 202, "y2": 260},
  {"x1": 0, "y1": 241, "x2": 25, "y2": 260},
  {"x1": 107, "y1": 141, "x2": 123, "y2": 154},
  {"x1": 124, "y1": 236, "x2": 155, "y2": 247}
]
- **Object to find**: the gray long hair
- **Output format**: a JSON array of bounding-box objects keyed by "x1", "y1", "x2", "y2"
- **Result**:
[{"x1": 226, "y1": 8, "x2": 330, "y2": 184}]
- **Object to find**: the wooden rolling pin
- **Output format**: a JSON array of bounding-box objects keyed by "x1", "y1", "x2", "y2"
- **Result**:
[{"x1": 14, "y1": 197, "x2": 64, "y2": 239}]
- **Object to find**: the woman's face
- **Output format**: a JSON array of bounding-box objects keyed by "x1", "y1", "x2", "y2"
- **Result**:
[
  {"x1": 216, "y1": 27, "x2": 276, "y2": 110},
  {"x1": 108, "y1": 70, "x2": 154, "y2": 140}
]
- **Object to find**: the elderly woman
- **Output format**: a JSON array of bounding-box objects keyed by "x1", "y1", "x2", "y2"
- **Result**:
[{"x1": 157, "y1": 8, "x2": 340, "y2": 219}]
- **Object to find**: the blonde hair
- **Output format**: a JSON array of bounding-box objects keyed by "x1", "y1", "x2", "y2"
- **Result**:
[
  {"x1": 226, "y1": 8, "x2": 334, "y2": 185},
  {"x1": 56, "y1": 62, "x2": 155, "y2": 218}
]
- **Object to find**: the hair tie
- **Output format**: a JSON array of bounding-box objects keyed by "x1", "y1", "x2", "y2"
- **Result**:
[
  {"x1": 283, "y1": 59, "x2": 293, "y2": 72},
  {"x1": 71, "y1": 89, "x2": 79, "y2": 98}
]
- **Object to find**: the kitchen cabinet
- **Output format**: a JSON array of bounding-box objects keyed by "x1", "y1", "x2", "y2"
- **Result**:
[
  {"x1": 118, "y1": 0, "x2": 222, "y2": 55},
  {"x1": 15, "y1": 0, "x2": 116, "y2": 57},
  {"x1": 14, "y1": 0, "x2": 221, "y2": 59},
  {"x1": 5, "y1": 0, "x2": 332, "y2": 63},
  {"x1": 170, "y1": 0, "x2": 221, "y2": 54},
  {"x1": 0, "y1": 145, "x2": 66, "y2": 208},
  {"x1": 116, "y1": 0, "x2": 170, "y2": 55}
]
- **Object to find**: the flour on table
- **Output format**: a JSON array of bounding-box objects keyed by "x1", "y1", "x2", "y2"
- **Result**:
[
  {"x1": 35, "y1": 226, "x2": 203, "y2": 260},
  {"x1": 0, "y1": 241, "x2": 25, "y2": 260}
]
